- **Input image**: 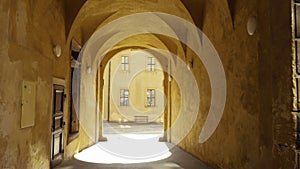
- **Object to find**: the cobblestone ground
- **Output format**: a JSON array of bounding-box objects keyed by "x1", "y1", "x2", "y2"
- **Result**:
[{"x1": 103, "y1": 121, "x2": 164, "y2": 134}]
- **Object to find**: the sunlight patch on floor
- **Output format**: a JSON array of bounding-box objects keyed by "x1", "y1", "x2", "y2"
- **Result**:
[{"x1": 74, "y1": 134, "x2": 172, "y2": 164}]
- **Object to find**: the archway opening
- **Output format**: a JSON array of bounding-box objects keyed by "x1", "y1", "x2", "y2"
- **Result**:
[
  {"x1": 68, "y1": 0, "x2": 208, "y2": 164},
  {"x1": 74, "y1": 48, "x2": 173, "y2": 164},
  {"x1": 102, "y1": 49, "x2": 165, "y2": 138}
]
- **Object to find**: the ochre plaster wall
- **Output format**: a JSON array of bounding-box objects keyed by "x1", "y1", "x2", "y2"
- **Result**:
[
  {"x1": 67, "y1": 0, "x2": 296, "y2": 168},
  {"x1": 0, "y1": 0, "x2": 67, "y2": 168},
  {"x1": 102, "y1": 50, "x2": 164, "y2": 123},
  {"x1": 169, "y1": 1, "x2": 295, "y2": 169},
  {"x1": 0, "y1": 0, "x2": 295, "y2": 169}
]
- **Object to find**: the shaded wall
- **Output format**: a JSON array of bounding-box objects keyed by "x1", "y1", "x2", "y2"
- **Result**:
[
  {"x1": 0, "y1": 0, "x2": 67, "y2": 168},
  {"x1": 0, "y1": 0, "x2": 295, "y2": 169},
  {"x1": 67, "y1": 0, "x2": 295, "y2": 168},
  {"x1": 170, "y1": 0, "x2": 294, "y2": 169},
  {"x1": 66, "y1": 0, "x2": 295, "y2": 168}
]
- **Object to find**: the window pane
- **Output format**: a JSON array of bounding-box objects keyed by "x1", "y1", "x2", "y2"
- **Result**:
[
  {"x1": 148, "y1": 57, "x2": 152, "y2": 64},
  {"x1": 297, "y1": 41, "x2": 300, "y2": 74},
  {"x1": 147, "y1": 89, "x2": 155, "y2": 107},
  {"x1": 53, "y1": 134, "x2": 61, "y2": 156},
  {"x1": 54, "y1": 89, "x2": 64, "y2": 113},
  {"x1": 296, "y1": 5, "x2": 300, "y2": 38},
  {"x1": 121, "y1": 56, "x2": 129, "y2": 71},
  {"x1": 147, "y1": 57, "x2": 155, "y2": 71},
  {"x1": 120, "y1": 89, "x2": 129, "y2": 106},
  {"x1": 54, "y1": 116, "x2": 63, "y2": 130},
  {"x1": 297, "y1": 78, "x2": 300, "y2": 104},
  {"x1": 122, "y1": 56, "x2": 128, "y2": 63}
]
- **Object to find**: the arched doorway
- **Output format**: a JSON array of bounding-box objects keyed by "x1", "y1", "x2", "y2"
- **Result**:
[{"x1": 101, "y1": 49, "x2": 165, "y2": 137}]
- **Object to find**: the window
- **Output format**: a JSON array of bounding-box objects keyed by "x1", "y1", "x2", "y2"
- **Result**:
[
  {"x1": 120, "y1": 89, "x2": 129, "y2": 106},
  {"x1": 147, "y1": 57, "x2": 155, "y2": 71},
  {"x1": 121, "y1": 56, "x2": 129, "y2": 71},
  {"x1": 147, "y1": 89, "x2": 155, "y2": 107},
  {"x1": 69, "y1": 41, "x2": 81, "y2": 140},
  {"x1": 69, "y1": 67, "x2": 79, "y2": 135},
  {"x1": 69, "y1": 47, "x2": 80, "y2": 144}
]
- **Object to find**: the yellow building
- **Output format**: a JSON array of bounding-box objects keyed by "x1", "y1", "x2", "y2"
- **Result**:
[
  {"x1": 102, "y1": 49, "x2": 164, "y2": 123},
  {"x1": 0, "y1": 1, "x2": 298, "y2": 169}
]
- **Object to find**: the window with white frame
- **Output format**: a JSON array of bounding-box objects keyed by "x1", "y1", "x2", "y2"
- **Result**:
[
  {"x1": 147, "y1": 89, "x2": 155, "y2": 107},
  {"x1": 121, "y1": 56, "x2": 129, "y2": 71},
  {"x1": 147, "y1": 57, "x2": 155, "y2": 71},
  {"x1": 120, "y1": 89, "x2": 129, "y2": 106}
]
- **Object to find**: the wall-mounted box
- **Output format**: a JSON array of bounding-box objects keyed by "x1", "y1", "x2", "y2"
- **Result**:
[{"x1": 21, "y1": 80, "x2": 36, "y2": 128}]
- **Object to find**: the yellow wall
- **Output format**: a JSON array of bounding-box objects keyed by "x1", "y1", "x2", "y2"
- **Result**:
[
  {"x1": 0, "y1": 0, "x2": 67, "y2": 168},
  {"x1": 0, "y1": 1, "x2": 296, "y2": 169},
  {"x1": 67, "y1": 0, "x2": 296, "y2": 168},
  {"x1": 103, "y1": 49, "x2": 164, "y2": 123}
]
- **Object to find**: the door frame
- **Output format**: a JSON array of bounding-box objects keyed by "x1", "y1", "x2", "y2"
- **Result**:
[{"x1": 50, "y1": 77, "x2": 66, "y2": 168}]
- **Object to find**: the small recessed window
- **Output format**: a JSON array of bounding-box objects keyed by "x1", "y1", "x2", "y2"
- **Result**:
[
  {"x1": 147, "y1": 57, "x2": 155, "y2": 71},
  {"x1": 147, "y1": 89, "x2": 155, "y2": 107},
  {"x1": 120, "y1": 89, "x2": 129, "y2": 106},
  {"x1": 121, "y1": 56, "x2": 129, "y2": 71}
]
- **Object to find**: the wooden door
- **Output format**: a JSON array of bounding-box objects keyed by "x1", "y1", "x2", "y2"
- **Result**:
[{"x1": 51, "y1": 84, "x2": 65, "y2": 167}]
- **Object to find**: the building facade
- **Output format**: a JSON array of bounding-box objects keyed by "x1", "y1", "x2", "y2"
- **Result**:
[
  {"x1": 0, "y1": 0, "x2": 296, "y2": 169},
  {"x1": 102, "y1": 49, "x2": 164, "y2": 123}
]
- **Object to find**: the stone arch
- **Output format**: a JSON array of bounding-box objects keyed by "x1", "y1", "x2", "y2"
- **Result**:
[{"x1": 65, "y1": 0, "x2": 218, "y2": 145}]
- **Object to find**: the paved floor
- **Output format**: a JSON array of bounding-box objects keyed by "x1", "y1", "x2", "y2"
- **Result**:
[
  {"x1": 103, "y1": 121, "x2": 164, "y2": 134},
  {"x1": 55, "y1": 122, "x2": 213, "y2": 169}
]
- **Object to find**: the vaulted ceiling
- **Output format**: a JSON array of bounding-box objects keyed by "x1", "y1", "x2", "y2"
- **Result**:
[{"x1": 63, "y1": 0, "x2": 233, "y2": 68}]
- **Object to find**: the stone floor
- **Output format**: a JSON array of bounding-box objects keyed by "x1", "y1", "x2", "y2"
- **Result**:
[
  {"x1": 103, "y1": 121, "x2": 164, "y2": 134},
  {"x1": 55, "y1": 122, "x2": 213, "y2": 169}
]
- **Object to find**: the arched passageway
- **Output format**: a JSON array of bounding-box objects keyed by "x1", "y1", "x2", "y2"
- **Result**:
[
  {"x1": 0, "y1": 0, "x2": 295, "y2": 169},
  {"x1": 65, "y1": 0, "x2": 210, "y2": 165},
  {"x1": 59, "y1": 0, "x2": 294, "y2": 168}
]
